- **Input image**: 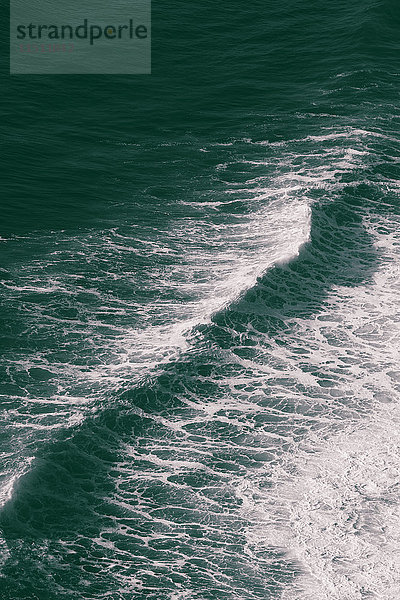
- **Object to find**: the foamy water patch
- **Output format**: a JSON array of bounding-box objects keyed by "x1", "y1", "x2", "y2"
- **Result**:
[
  {"x1": 281, "y1": 405, "x2": 400, "y2": 600},
  {"x1": 82, "y1": 195, "x2": 312, "y2": 386},
  {"x1": 236, "y1": 211, "x2": 400, "y2": 599}
]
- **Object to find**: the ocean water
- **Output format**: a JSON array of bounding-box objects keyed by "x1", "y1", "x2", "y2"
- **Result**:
[{"x1": 1, "y1": 1, "x2": 400, "y2": 598}]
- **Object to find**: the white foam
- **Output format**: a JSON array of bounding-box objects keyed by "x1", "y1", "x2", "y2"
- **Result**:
[
  {"x1": 274, "y1": 401, "x2": 400, "y2": 600},
  {"x1": 236, "y1": 211, "x2": 400, "y2": 599}
]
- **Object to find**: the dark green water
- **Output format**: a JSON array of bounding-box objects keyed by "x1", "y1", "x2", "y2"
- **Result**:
[{"x1": 1, "y1": 1, "x2": 400, "y2": 598}]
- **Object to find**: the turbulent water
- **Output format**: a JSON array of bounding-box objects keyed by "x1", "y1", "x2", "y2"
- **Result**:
[{"x1": 1, "y1": 1, "x2": 400, "y2": 598}]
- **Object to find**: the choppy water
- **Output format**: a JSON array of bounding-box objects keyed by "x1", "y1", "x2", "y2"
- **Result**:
[{"x1": 1, "y1": 1, "x2": 400, "y2": 598}]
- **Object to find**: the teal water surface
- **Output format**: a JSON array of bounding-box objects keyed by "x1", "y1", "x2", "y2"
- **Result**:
[{"x1": 1, "y1": 1, "x2": 400, "y2": 599}]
